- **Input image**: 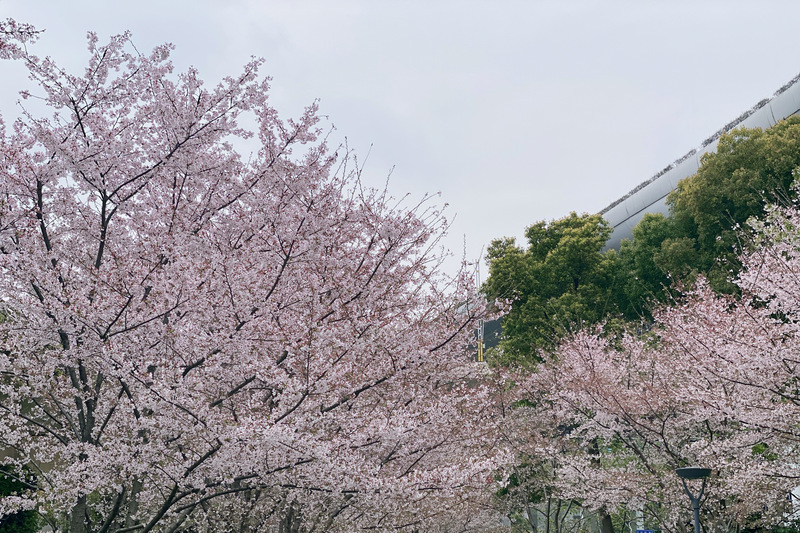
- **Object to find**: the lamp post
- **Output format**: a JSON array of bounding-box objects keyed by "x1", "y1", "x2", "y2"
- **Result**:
[{"x1": 676, "y1": 467, "x2": 712, "y2": 533}]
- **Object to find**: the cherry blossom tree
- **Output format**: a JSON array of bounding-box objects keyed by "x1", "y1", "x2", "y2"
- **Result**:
[{"x1": 0, "y1": 22, "x2": 509, "y2": 533}]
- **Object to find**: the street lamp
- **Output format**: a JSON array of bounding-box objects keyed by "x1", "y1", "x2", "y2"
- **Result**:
[{"x1": 676, "y1": 467, "x2": 712, "y2": 533}]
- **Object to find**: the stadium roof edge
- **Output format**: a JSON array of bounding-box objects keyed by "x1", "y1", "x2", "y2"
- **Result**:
[{"x1": 600, "y1": 72, "x2": 800, "y2": 250}]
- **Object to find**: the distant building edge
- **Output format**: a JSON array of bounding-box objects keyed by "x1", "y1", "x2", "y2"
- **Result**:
[{"x1": 600, "y1": 72, "x2": 800, "y2": 250}]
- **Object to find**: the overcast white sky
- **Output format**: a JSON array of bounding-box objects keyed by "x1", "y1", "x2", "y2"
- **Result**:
[{"x1": 3, "y1": 0, "x2": 800, "y2": 274}]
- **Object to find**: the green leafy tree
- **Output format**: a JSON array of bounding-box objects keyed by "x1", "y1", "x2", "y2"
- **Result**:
[
  {"x1": 616, "y1": 213, "x2": 673, "y2": 316},
  {"x1": 667, "y1": 115, "x2": 800, "y2": 290},
  {"x1": 615, "y1": 213, "x2": 702, "y2": 317},
  {"x1": 482, "y1": 212, "x2": 620, "y2": 365},
  {"x1": 614, "y1": 116, "x2": 800, "y2": 305}
]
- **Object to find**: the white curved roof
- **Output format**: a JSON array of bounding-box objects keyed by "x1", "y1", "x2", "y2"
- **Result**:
[{"x1": 601, "y1": 73, "x2": 800, "y2": 249}]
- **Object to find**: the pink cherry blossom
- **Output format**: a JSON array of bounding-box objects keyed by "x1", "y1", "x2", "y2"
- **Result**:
[{"x1": 0, "y1": 24, "x2": 510, "y2": 533}]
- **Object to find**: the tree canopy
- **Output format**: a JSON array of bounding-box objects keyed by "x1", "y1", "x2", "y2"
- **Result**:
[
  {"x1": 0, "y1": 21, "x2": 509, "y2": 533},
  {"x1": 666, "y1": 115, "x2": 800, "y2": 290},
  {"x1": 485, "y1": 116, "x2": 800, "y2": 369},
  {"x1": 481, "y1": 212, "x2": 620, "y2": 365}
]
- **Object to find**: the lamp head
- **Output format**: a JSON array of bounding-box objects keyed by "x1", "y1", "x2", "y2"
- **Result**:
[{"x1": 676, "y1": 467, "x2": 712, "y2": 480}]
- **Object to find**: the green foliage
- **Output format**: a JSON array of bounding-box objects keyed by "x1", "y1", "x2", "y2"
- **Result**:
[
  {"x1": 742, "y1": 517, "x2": 800, "y2": 533},
  {"x1": 766, "y1": 521, "x2": 800, "y2": 533},
  {"x1": 0, "y1": 466, "x2": 38, "y2": 533},
  {"x1": 495, "y1": 461, "x2": 547, "y2": 504},
  {"x1": 615, "y1": 213, "x2": 675, "y2": 317},
  {"x1": 615, "y1": 213, "x2": 706, "y2": 318},
  {"x1": 751, "y1": 442, "x2": 779, "y2": 461},
  {"x1": 482, "y1": 212, "x2": 621, "y2": 365},
  {"x1": 666, "y1": 116, "x2": 800, "y2": 291},
  {"x1": 481, "y1": 117, "x2": 800, "y2": 364},
  {"x1": 613, "y1": 116, "x2": 800, "y2": 306}
]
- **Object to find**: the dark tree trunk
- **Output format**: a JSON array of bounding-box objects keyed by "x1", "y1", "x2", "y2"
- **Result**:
[
  {"x1": 280, "y1": 503, "x2": 302, "y2": 533},
  {"x1": 545, "y1": 497, "x2": 552, "y2": 533},
  {"x1": 69, "y1": 494, "x2": 88, "y2": 533},
  {"x1": 600, "y1": 509, "x2": 615, "y2": 533}
]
